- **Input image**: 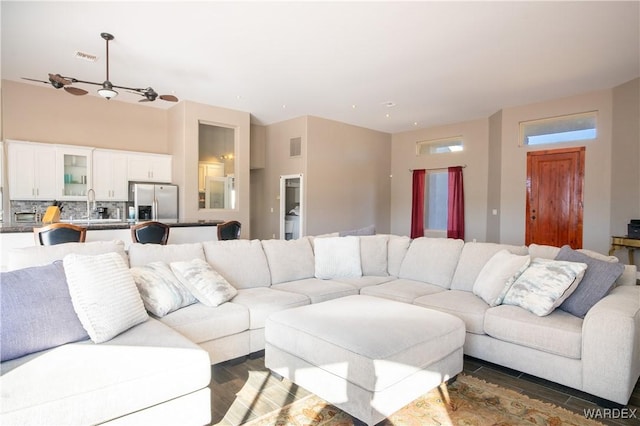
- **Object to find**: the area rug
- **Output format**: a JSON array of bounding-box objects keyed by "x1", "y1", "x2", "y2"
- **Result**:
[{"x1": 244, "y1": 374, "x2": 605, "y2": 426}]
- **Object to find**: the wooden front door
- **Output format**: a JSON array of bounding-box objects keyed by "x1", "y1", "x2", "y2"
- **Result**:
[{"x1": 525, "y1": 147, "x2": 585, "y2": 248}]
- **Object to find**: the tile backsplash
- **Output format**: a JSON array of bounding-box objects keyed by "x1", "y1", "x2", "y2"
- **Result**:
[{"x1": 10, "y1": 200, "x2": 127, "y2": 221}]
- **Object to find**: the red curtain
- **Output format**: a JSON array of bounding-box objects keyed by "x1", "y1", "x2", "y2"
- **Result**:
[
  {"x1": 447, "y1": 166, "x2": 465, "y2": 239},
  {"x1": 410, "y1": 169, "x2": 425, "y2": 239}
]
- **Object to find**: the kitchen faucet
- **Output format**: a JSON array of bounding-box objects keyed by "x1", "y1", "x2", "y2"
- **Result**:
[{"x1": 87, "y1": 188, "x2": 96, "y2": 221}]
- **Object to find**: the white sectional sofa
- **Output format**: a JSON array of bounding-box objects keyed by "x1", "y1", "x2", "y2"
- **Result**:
[{"x1": 2, "y1": 234, "x2": 639, "y2": 425}]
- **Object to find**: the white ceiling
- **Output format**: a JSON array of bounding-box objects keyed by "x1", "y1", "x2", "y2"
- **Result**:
[{"x1": 2, "y1": 1, "x2": 639, "y2": 134}]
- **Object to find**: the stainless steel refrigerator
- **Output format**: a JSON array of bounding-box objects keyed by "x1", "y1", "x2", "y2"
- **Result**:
[{"x1": 129, "y1": 182, "x2": 178, "y2": 221}]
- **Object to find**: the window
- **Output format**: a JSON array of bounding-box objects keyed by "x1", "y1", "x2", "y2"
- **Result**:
[
  {"x1": 520, "y1": 111, "x2": 597, "y2": 146},
  {"x1": 425, "y1": 171, "x2": 448, "y2": 230},
  {"x1": 417, "y1": 136, "x2": 464, "y2": 156}
]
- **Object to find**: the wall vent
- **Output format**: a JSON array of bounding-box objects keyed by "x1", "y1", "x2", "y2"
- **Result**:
[
  {"x1": 290, "y1": 137, "x2": 302, "y2": 157},
  {"x1": 74, "y1": 51, "x2": 98, "y2": 62}
]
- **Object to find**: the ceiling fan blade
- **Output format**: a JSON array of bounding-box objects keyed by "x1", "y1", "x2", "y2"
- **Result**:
[
  {"x1": 64, "y1": 87, "x2": 88, "y2": 96},
  {"x1": 159, "y1": 94, "x2": 178, "y2": 102},
  {"x1": 22, "y1": 77, "x2": 49, "y2": 85}
]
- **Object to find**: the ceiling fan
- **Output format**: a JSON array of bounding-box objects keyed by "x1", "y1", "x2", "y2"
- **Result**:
[{"x1": 22, "y1": 32, "x2": 178, "y2": 103}]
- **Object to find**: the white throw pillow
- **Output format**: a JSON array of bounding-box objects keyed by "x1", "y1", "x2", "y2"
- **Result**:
[
  {"x1": 502, "y1": 258, "x2": 587, "y2": 316},
  {"x1": 170, "y1": 258, "x2": 238, "y2": 307},
  {"x1": 314, "y1": 236, "x2": 362, "y2": 279},
  {"x1": 130, "y1": 261, "x2": 197, "y2": 317},
  {"x1": 63, "y1": 252, "x2": 148, "y2": 343},
  {"x1": 472, "y1": 250, "x2": 531, "y2": 306}
]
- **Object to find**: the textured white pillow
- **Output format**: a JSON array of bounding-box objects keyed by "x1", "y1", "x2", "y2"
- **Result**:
[
  {"x1": 473, "y1": 250, "x2": 531, "y2": 306},
  {"x1": 170, "y1": 259, "x2": 238, "y2": 307},
  {"x1": 63, "y1": 252, "x2": 148, "y2": 343},
  {"x1": 502, "y1": 258, "x2": 587, "y2": 316},
  {"x1": 130, "y1": 261, "x2": 197, "y2": 317},
  {"x1": 314, "y1": 236, "x2": 362, "y2": 279}
]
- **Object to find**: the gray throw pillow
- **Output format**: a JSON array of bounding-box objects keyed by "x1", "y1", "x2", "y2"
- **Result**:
[
  {"x1": 555, "y1": 245, "x2": 625, "y2": 318},
  {"x1": 0, "y1": 261, "x2": 89, "y2": 361}
]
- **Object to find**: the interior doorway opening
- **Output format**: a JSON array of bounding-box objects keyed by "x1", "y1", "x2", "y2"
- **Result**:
[{"x1": 280, "y1": 174, "x2": 303, "y2": 240}]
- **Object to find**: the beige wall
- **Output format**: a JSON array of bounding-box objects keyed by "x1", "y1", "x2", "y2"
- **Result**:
[
  {"x1": 390, "y1": 118, "x2": 489, "y2": 241},
  {"x1": 486, "y1": 110, "x2": 502, "y2": 242},
  {"x1": 2, "y1": 80, "x2": 169, "y2": 152},
  {"x1": 168, "y1": 101, "x2": 251, "y2": 233},
  {"x1": 611, "y1": 78, "x2": 640, "y2": 264},
  {"x1": 499, "y1": 89, "x2": 614, "y2": 253},
  {"x1": 306, "y1": 116, "x2": 391, "y2": 236},
  {"x1": 259, "y1": 116, "x2": 307, "y2": 239},
  {"x1": 254, "y1": 115, "x2": 391, "y2": 239}
]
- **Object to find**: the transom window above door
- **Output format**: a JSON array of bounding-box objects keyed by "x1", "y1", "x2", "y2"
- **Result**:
[{"x1": 520, "y1": 111, "x2": 597, "y2": 146}]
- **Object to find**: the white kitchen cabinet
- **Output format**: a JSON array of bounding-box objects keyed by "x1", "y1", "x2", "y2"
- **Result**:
[
  {"x1": 93, "y1": 150, "x2": 129, "y2": 201},
  {"x1": 128, "y1": 152, "x2": 172, "y2": 182},
  {"x1": 7, "y1": 141, "x2": 57, "y2": 200},
  {"x1": 56, "y1": 146, "x2": 93, "y2": 201}
]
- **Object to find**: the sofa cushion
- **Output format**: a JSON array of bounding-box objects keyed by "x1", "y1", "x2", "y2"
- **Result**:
[
  {"x1": 555, "y1": 245, "x2": 625, "y2": 318},
  {"x1": 170, "y1": 258, "x2": 238, "y2": 307},
  {"x1": 502, "y1": 258, "x2": 586, "y2": 316},
  {"x1": 0, "y1": 262, "x2": 89, "y2": 362},
  {"x1": 261, "y1": 238, "x2": 315, "y2": 284},
  {"x1": 484, "y1": 304, "x2": 583, "y2": 359},
  {"x1": 398, "y1": 237, "x2": 464, "y2": 288},
  {"x1": 128, "y1": 242, "x2": 205, "y2": 268},
  {"x1": 333, "y1": 275, "x2": 396, "y2": 290},
  {"x1": 7, "y1": 240, "x2": 128, "y2": 271},
  {"x1": 387, "y1": 235, "x2": 411, "y2": 277},
  {"x1": 63, "y1": 252, "x2": 148, "y2": 343},
  {"x1": 203, "y1": 239, "x2": 271, "y2": 289},
  {"x1": 359, "y1": 235, "x2": 390, "y2": 277},
  {"x1": 272, "y1": 278, "x2": 359, "y2": 303},
  {"x1": 360, "y1": 278, "x2": 445, "y2": 304},
  {"x1": 450, "y1": 242, "x2": 529, "y2": 292},
  {"x1": 414, "y1": 290, "x2": 489, "y2": 335},
  {"x1": 158, "y1": 302, "x2": 249, "y2": 344},
  {"x1": 472, "y1": 250, "x2": 531, "y2": 306},
  {"x1": 314, "y1": 236, "x2": 362, "y2": 279},
  {"x1": 230, "y1": 288, "x2": 310, "y2": 329},
  {"x1": 0, "y1": 318, "x2": 210, "y2": 426},
  {"x1": 130, "y1": 261, "x2": 197, "y2": 317}
]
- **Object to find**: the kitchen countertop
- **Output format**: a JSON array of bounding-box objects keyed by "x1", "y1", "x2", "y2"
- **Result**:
[{"x1": 0, "y1": 219, "x2": 225, "y2": 233}]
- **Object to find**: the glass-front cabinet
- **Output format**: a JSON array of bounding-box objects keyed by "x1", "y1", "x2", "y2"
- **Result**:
[{"x1": 56, "y1": 147, "x2": 93, "y2": 200}]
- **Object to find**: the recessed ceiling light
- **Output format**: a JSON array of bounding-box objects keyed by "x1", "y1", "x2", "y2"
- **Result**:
[
  {"x1": 413, "y1": 122, "x2": 419, "y2": 126},
  {"x1": 352, "y1": 104, "x2": 357, "y2": 109},
  {"x1": 282, "y1": 104, "x2": 287, "y2": 109},
  {"x1": 385, "y1": 113, "x2": 391, "y2": 118},
  {"x1": 382, "y1": 101, "x2": 396, "y2": 108}
]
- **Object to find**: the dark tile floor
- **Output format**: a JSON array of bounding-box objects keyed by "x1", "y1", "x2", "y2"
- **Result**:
[{"x1": 210, "y1": 352, "x2": 640, "y2": 426}]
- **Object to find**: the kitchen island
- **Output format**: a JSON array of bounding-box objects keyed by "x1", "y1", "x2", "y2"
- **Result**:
[{"x1": 0, "y1": 219, "x2": 224, "y2": 271}]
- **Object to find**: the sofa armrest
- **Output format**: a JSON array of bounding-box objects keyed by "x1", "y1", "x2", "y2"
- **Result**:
[{"x1": 582, "y1": 285, "x2": 640, "y2": 404}]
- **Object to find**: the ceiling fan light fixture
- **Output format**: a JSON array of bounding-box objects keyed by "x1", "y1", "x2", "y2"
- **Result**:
[
  {"x1": 98, "y1": 81, "x2": 118, "y2": 100},
  {"x1": 23, "y1": 33, "x2": 177, "y2": 104}
]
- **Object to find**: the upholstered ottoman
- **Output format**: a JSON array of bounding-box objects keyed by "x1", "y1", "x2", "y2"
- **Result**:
[{"x1": 264, "y1": 295, "x2": 465, "y2": 425}]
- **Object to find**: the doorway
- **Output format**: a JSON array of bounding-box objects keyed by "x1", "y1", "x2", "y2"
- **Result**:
[
  {"x1": 280, "y1": 174, "x2": 303, "y2": 240},
  {"x1": 525, "y1": 147, "x2": 585, "y2": 248}
]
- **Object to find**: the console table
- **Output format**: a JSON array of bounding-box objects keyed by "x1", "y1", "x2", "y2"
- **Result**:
[{"x1": 609, "y1": 236, "x2": 640, "y2": 265}]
